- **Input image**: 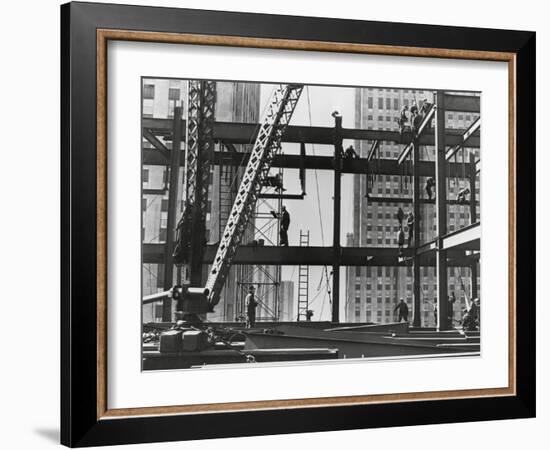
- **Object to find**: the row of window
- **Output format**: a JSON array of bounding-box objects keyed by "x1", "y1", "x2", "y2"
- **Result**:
[{"x1": 143, "y1": 84, "x2": 181, "y2": 101}]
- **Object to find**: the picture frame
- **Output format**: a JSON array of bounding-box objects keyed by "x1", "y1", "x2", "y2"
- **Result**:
[{"x1": 61, "y1": 1, "x2": 535, "y2": 447}]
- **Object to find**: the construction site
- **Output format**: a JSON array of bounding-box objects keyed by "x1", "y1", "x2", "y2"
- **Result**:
[{"x1": 141, "y1": 79, "x2": 481, "y2": 370}]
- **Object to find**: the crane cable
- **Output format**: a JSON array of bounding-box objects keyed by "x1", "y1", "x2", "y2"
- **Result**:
[{"x1": 306, "y1": 86, "x2": 332, "y2": 314}]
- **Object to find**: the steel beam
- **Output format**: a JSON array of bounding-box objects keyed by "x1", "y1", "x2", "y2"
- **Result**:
[
  {"x1": 144, "y1": 243, "x2": 475, "y2": 267},
  {"x1": 142, "y1": 118, "x2": 480, "y2": 148},
  {"x1": 412, "y1": 138, "x2": 421, "y2": 327},
  {"x1": 143, "y1": 128, "x2": 169, "y2": 159},
  {"x1": 445, "y1": 116, "x2": 481, "y2": 161},
  {"x1": 366, "y1": 196, "x2": 478, "y2": 206},
  {"x1": 469, "y1": 153, "x2": 477, "y2": 223},
  {"x1": 161, "y1": 106, "x2": 183, "y2": 321},
  {"x1": 444, "y1": 94, "x2": 480, "y2": 113},
  {"x1": 441, "y1": 222, "x2": 480, "y2": 251},
  {"x1": 332, "y1": 113, "x2": 343, "y2": 323},
  {"x1": 366, "y1": 140, "x2": 380, "y2": 162},
  {"x1": 435, "y1": 91, "x2": 450, "y2": 331}
]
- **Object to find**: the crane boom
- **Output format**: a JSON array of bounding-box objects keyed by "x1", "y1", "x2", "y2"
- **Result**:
[{"x1": 204, "y1": 84, "x2": 303, "y2": 308}]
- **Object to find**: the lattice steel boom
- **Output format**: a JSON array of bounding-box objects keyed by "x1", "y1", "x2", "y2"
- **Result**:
[
  {"x1": 173, "y1": 80, "x2": 216, "y2": 286},
  {"x1": 203, "y1": 84, "x2": 303, "y2": 309}
]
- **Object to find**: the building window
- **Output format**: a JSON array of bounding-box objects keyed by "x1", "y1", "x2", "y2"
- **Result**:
[
  {"x1": 366, "y1": 297, "x2": 372, "y2": 303},
  {"x1": 355, "y1": 284, "x2": 361, "y2": 291},
  {"x1": 141, "y1": 198, "x2": 147, "y2": 211},
  {"x1": 168, "y1": 88, "x2": 180, "y2": 100},
  {"x1": 161, "y1": 199, "x2": 169, "y2": 212},
  {"x1": 355, "y1": 267, "x2": 361, "y2": 276},
  {"x1": 378, "y1": 98, "x2": 383, "y2": 109},
  {"x1": 355, "y1": 297, "x2": 361, "y2": 305},
  {"x1": 368, "y1": 97, "x2": 373, "y2": 108},
  {"x1": 367, "y1": 115, "x2": 373, "y2": 120},
  {"x1": 143, "y1": 84, "x2": 155, "y2": 99},
  {"x1": 159, "y1": 228, "x2": 167, "y2": 242},
  {"x1": 386, "y1": 98, "x2": 391, "y2": 109},
  {"x1": 142, "y1": 169, "x2": 149, "y2": 183}
]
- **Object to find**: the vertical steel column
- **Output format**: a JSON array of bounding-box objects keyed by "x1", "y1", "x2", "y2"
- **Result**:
[
  {"x1": 469, "y1": 152, "x2": 477, "y2": 224},
  {"x1": 471, "y1": 262, "x2": 478, "y2": 300},
  {"x1": 162, "y1": 105, "x2": 183, "y2": 322},
  {"x1": 332, "y1": 113, "x2": 343, "y2": 323},
  {"x1": 435, "y1": 91, "x2": 450, "y2": 330},
  {"x1": 412, "y1": 137, "x2": 421, "y2": 327}
]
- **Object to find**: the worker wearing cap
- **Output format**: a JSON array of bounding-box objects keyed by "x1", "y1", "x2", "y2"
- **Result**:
[{"x1": 246, "y1": 286, "x2": 259, "y2": 328}]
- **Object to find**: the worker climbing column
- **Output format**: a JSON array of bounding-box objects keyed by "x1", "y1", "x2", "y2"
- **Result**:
[{"x1": 435, "y1": 91, "x2": 450, "y2": 330}]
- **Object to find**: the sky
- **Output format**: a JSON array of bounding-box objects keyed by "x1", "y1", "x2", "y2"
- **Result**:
[{"x1": 258, "y1": 83, "x2": 358, "y2": 321}]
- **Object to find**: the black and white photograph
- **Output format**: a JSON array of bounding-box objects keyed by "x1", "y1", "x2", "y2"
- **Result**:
[{"x1": 141, "y1": 78, "x2": 481, "y2": 370}]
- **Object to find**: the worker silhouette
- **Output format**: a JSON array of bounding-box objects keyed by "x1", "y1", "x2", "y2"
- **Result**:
[
  {"x1": 396, "y1": 207, "x2": 405, "y2": 227},
  {"x1": 425, "y1": 177, "x2": 435, "y2": 200},
  {"x1": 344, "y1": 145, "x2": 358, "y2": 159},
  {"x1": 394, "y1": 299, "x2": 409, "y2": 323},
  {"x1": 280, "y1": 205, "x2": 290, "y2": 246},
  {"x1": 457, "y1": 187, "x2": 470, "y2": 203},
  {"x1": 246, "y1": 286, "x2": 259, "y2": 328},
  {"x1": 397, "y1": 226, "x2": 405, "y2": 256},
  {"x1": 406, "y1": 212, "x2": 415, "y2": 247}
]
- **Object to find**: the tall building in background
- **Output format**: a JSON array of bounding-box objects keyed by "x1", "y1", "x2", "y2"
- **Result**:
[
  {"x1": 346, "y1": 87, "x2": 480, "y2": 326},
  {"x1": 141, "y1": 79, "x2": 261, "y2": 323},
  {"x1": 279, "y1": 280, "x2": 295, "y2": 322}
]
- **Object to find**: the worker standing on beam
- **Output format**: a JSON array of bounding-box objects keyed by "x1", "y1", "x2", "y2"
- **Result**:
[
  {"x1": 344, "y1": 145, "x2": 358, "y2": 159},
  {"x1": 246, "y1": 286, "x2": 259, "y2": 328},
  {"x1": 394, "y1": 298, "x2": 409, "y2": 323},
  {"x1": 280, "y1": 205, "x2": 290, "y2": 246}
]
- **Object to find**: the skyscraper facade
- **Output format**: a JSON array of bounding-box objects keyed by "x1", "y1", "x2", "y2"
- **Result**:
[{"x1": 346, "y1": 87, "x2": 480, "y2": 327}]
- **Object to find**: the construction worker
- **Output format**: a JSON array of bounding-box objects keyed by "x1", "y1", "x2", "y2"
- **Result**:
[
  {"x1": 398, "y1": 104, "x2": 409, "y2": 131},
  {"x1": 425, "y1": 177, "x2": 435, "y2": 200},
  {"x1": 448, "y1": 292, "x2": 456, "y2": 324},
  {"x1": 246, "y1": 286, "x2": 259, "y2": 328},
  {"x1": 264, "y1": 173, "x2": 286, "y2": 191},
  {"x1": 270, "y1": 206, "x2": 290, "y2": 246},
  {"x1": 421, "y1": 98, "x2": 432, "y2": 115},
  {"x1": 433, "y1": 300, "x2": 438, "y2": 326},
  {"x1": 394, "y1": 298, "x2": 409, "y2": 323},
  {"x1": 280, "y1": 205, "x2": 290, "y2": 246},
  {"x1": 306, "y1": 309, "x2": 314, "y2": 321},
  {"x1": 397, "y1": 226, "x2": 405, "y2": 256},
  {"x1": 344, "y1": 145, "x2": 358, "y2": 159},
  {"x1": 457, "y1": 187, "x2": 470, "y2": 203},
  {"x1": 396, "y1": 207, "x2": 405, "y2": 227},
  {"x1": 462, "y1": 297, "x2": 479, "y2": 331},
  {"x1": 410, "y1": 100, "x2": 419, "y2": 127},
  {"x1": 406, "y1": 211, "x2": 415, "y2": 247}
]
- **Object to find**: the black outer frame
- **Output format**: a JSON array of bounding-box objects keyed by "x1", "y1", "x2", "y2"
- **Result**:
[{"x1": 60, "y1": 1, "x2": 535, "y2": 447}]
